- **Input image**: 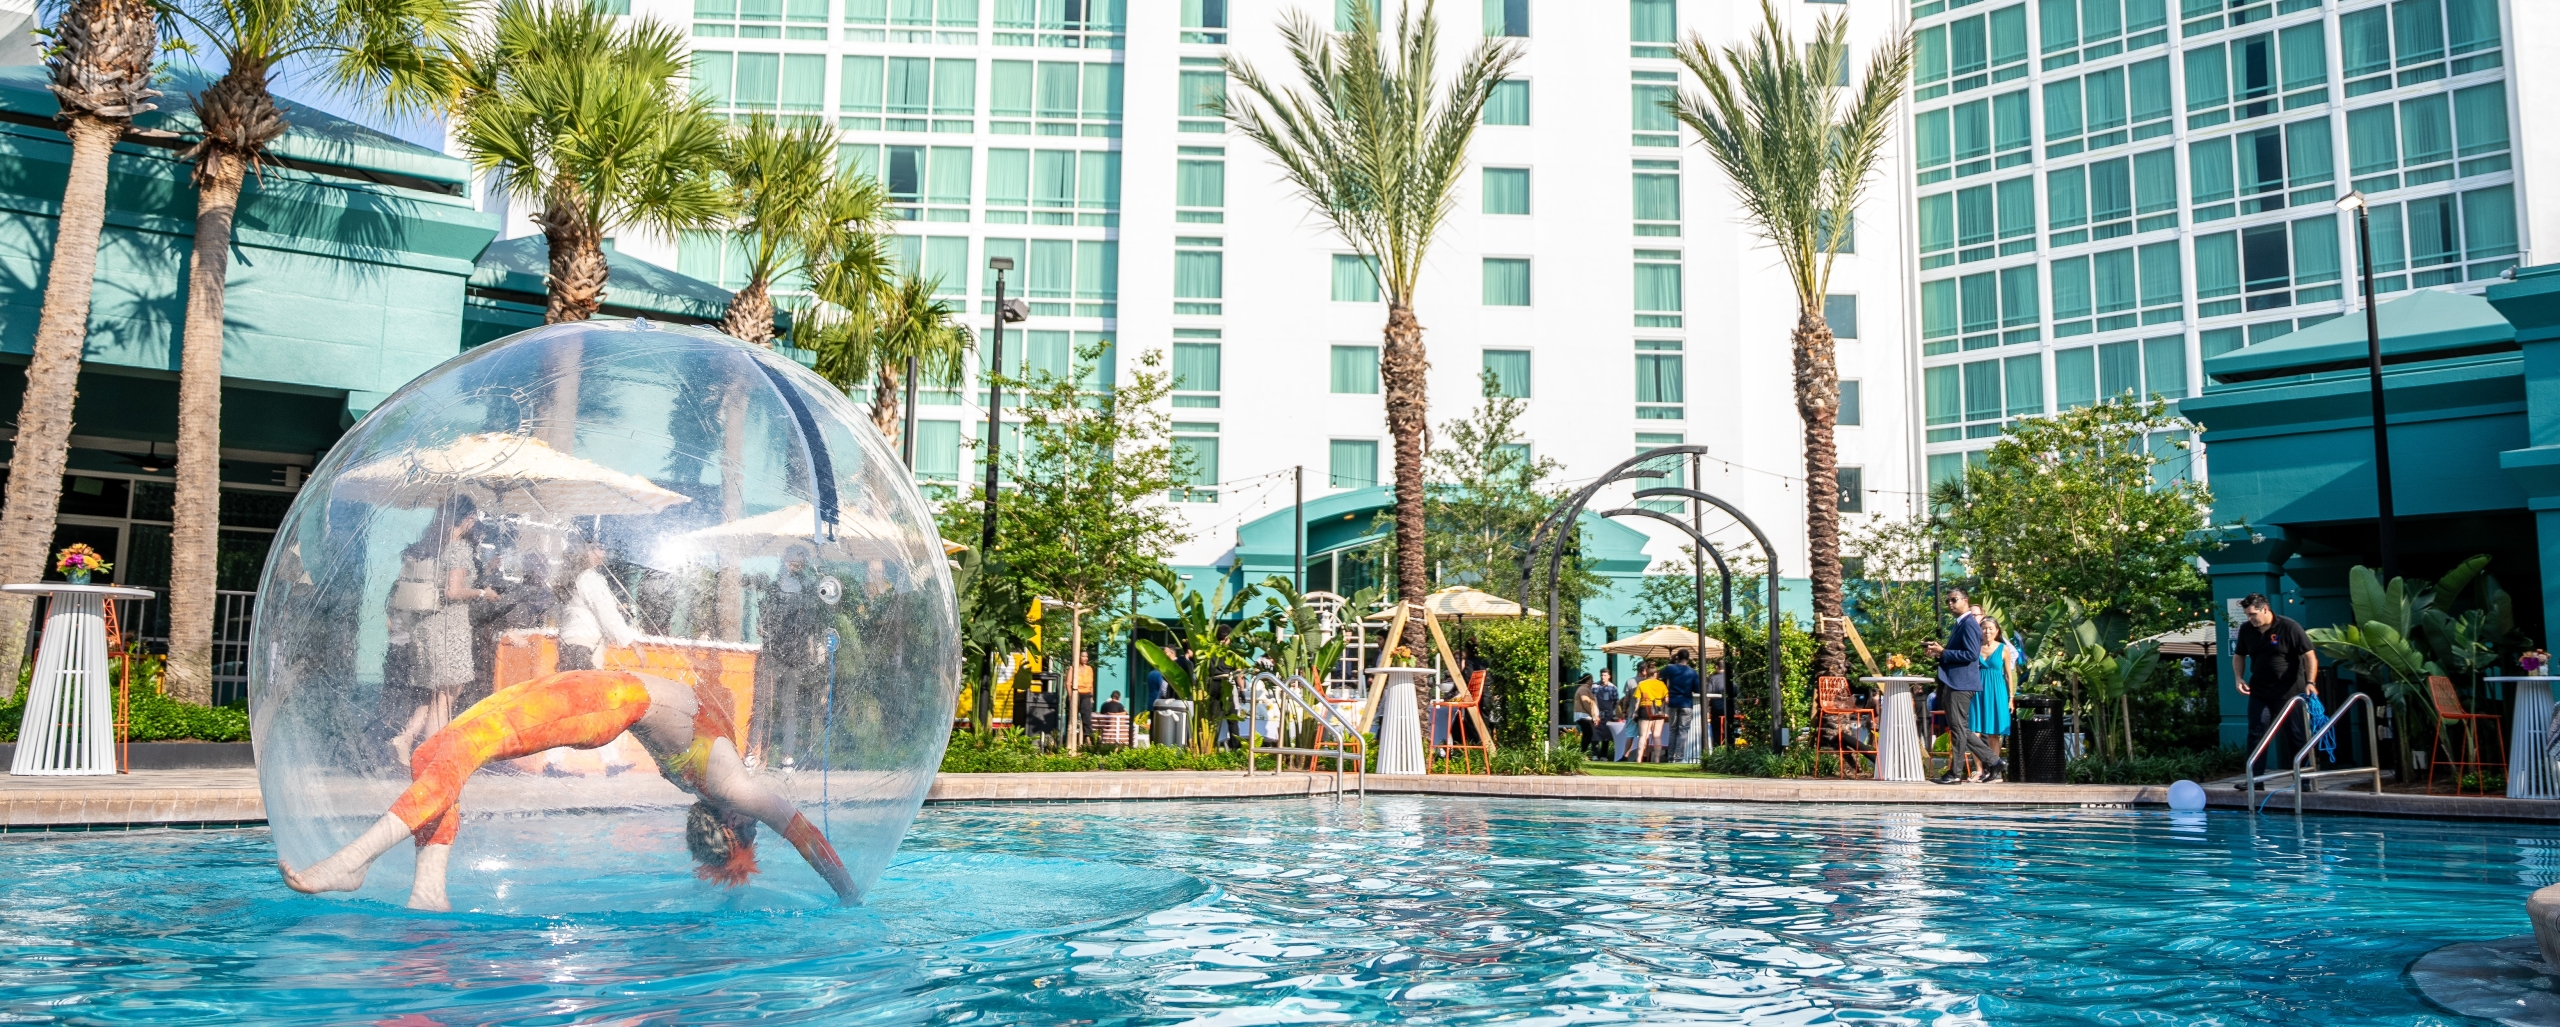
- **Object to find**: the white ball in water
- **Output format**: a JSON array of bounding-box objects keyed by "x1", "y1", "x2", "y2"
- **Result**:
[{"x1": 2167, "y1": 779, "x2": 2207, "y2": 812}]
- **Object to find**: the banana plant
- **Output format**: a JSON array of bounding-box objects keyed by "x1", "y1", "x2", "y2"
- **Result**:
[
  {"x1": 1132, "y1": 572, "x2": 1263, "y2": 753},
  {"x1": 1238, "y1": 576, "x2": 1351, "y2": 687},
  {"x1": 952, "y1": 548, "x2": 1039, "y2": 735},
  {"x1": 2046, "y1": 600, "x2": 2160, "y2": 759},
  {"x1": 2310, "y1": 563, "x2": 2457, "y2": 772}
]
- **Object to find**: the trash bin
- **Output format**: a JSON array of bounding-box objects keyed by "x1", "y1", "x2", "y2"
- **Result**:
[
  {"x1": 1151, "y1": 700, "x2": 1193, "y2": 748},
  {"x1": 1019, "y1": 691, "x2": 1058, "y2": 737},
  {"x1": 2014, "y1": 696, "x2": 2067, "y2": 784}
]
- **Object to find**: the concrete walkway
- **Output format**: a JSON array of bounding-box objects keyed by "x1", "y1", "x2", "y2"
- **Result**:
[{"x1": 8, "y1": 767, "x2": 2557, "y2": 829}]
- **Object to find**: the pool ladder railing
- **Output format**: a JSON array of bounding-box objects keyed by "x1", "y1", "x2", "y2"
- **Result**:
[
  {"x1": 1243, "y1": 672, "x2": 1367, "y2": 797},
  {"x1": 2243, "y1": 691, "x2": 2385, "y2": 814}
]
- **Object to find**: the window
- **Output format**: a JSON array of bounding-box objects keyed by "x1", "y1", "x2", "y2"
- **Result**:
[
  {"x1": 1172, "y1": 334, "x2": 1221, "y2": 409},
  {"x1": 1172, "y1": 424, "x2": 1219, "y2": 503},
  {"x1": 913, "y1": 421, "x2": 962, "y2": 480},
  {"x1": 1331, "y1": 254, "x2": 1381, "y2": 303},
  {"x1": 2338, "y1": 0, "x2": 2503, "y2": 99},
  {"x1": 982, "y1": 148, "x2": 1117, "y2": 226},
  {"x1": 1635, "y1": 340, "x2": 1683, "y2": 419},
  {"x1": 852, "y1": 144, "x2": 974, "y2": 222},
  {"x1": 1482, "y1": 258, "x2": 1531, "y2": 306},
  {"x1": 2187, "y1": 118, "x2": 2333, "y2": 224},
  {"x1": 1330, "y1": 439, "x2": 1380, "y2": 488},
  {"x1": 1632, "y1": 72, "x2": 1678, "y2": 147},
  {"x1": 2345, "y1": 84, "x2": 2511, "y2": 195},
  {"x1": 1176, "y1": 146, "x2": 1224, "y2": 224},
  {"x1": 1836, "y1": 467, "x2": 1865, "y2": 513},
  {"x1": 1633, "y1": 160, "x2": 1680, "y2": 236},
  {"x1": 832, "y1": 55, "x2": 965, "y2": 132},
  {"x1": 844, "y1": 0, "x2": 978, "y2": 41},
  {"x1": 1911, "y1": 4, "x2": 2028, "y2": 102},
  {"x1": 980, "y1": 238, "x2": 1117, "y2": 318},
  {"x1": 2182, "y1": 25, "x2": 2328, "y2": 131},
  {"x1": 1923, "y1": 352, "x2": 2045, "y2": 443},
  {"x1": 2052, "y1": 333, "x2": 2186, "y2": 404},
  {"x1": 1633, "y1": 433, "x2": 1686, "y2": 510},
  {"x1": 1838, "y1": 379, "x2": 1862, "y2": 426},
  {"x1": 1181, "y1": 0, "x2": 1225, "y2": 43},
  {"x1": 1483, "y1": 167, "x2": 1530, "y2": 215},
  {"x1": 1634, "y1": 249, "x2": 1681, "y2": 327},
  {"x1": 1824, "y1": 294, "x2": 1859, "y2": 339},
  {"x1": 1174, "y1": 237, "x2": 1222, "y2": 315},
  {"x1": 1630, "y1": 0, "x2": 1672, "y2": 58},
  {"x1": 886, "y1": 233, "x2": 972, "y2": 297},
  {"x1": 2046, "y1": 148, "x2": 2177, "y2": 244},
  {"x1": 2039, "y1": 57, "x2": 2171, "y2": 159},
  {"x1": 1178, "y1": 63, "x2": 1224, "y2": 134},
  {"x1": 1922, "y1": 174, "x2": 2034, "y2": 267},
  {"x1": 695, "y1": 51, "x2": 827, "y2": 120},
  {"x1": 1921, "y1": 263, "x2": 2038, "y2": 354},
  {"x1": 2047, "y1": 240, "x2": 2180, "y2": 336},
  {"x1": 1485, "y1": 79, "x2": 1530, "y2": 125},
  {"x1": 1483, "y1": 349, "x2": 1531, "y2": 397},
  {"x1": 1330, "y1": 345, "x2": 1380, "y2": 394},
  {"x1": 2035, "y1": 0, "x2": 2170, "y2": 72},
  {"x1": 1484, "y1": 0, "x2": 1525, "y2": 37},
  {"x1": 991, "y1": 0, "x2": 1125, "y2": 48},
  {"x1": 983, "y1": 59, "x2": 1120, "y2": 137},
  {"x1": 2332, "y1": 186, "x2": 2519, "y2": 292},
  {"x1": 700, "y1": 0, "x2": 827, "y2": 39},
  {"x1": 2190, "y1": 212, "x2": 2340, "y2": 316},
  {"x1": 1913, "y1": 89, "x2": 2029, "y2": 185}
]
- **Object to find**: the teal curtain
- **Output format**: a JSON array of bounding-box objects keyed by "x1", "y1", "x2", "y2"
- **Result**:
[
  {"x1": 2133, "y1": 149, "x2": 2176, "y2": 213},
  {"x1": 1482, "y1": 350, "x2": 1531, "y2": 397},
  {"x1": 2408, "y1": 195, "x2": 2458, "y2": 267},
  {"x1": 836, "y1": 143, "x2": 877, "y2": 180},
  {"x1": 2279, "y1": 23, "x2": 2325, "y2": 92},
  {"x1": 1482, "y1": 258, "x2": 1531, "y2": 306},
  {"x1": 1177, "y1": 159, "x2": 1224, "y2": 208},
  {"x1": 2199, "y1": 327, "x2": 2245, "y2": 360},
  {"x1": 1951, "y1": 13, "x2": 1987, "y2": 75},
  {"x1": 2142, "y1": 335, "x2": 2187, "y2": 398},
  {"x1": 2368, "y1": 203, "x2": 2407, "y2": 271},
  {"x1": 1917, "y1": 25, "x2": 1949, "y2": 84},
  {"x1": 938, "y1": 0, "x2": 976, "y2": 27},
  {"x1": 2347, "y1": 105, "x2": 2398, "y2": 175},
  {"x1": 837, "y1": 55, "x2": 881, "y2": 112},
  {"x1": 2183, "y1": 44, "x2": 2228, "y2": 111},
  {"x1": 1081, "y1": 63, "x2": 1123, "y2": 120},
  {"x1": 2285, "y1": 120, "x2": 2333, "y2": 187},
  {"x1": 2005, "y1": 353, "x2": 2043, "y2": 415},
  {"x1": 1032, "y1": 149, "x2": 1074, "y2": 207},
  {"x1": 2098, "y1": 340, "x2": 2142, "y2": 397},
  {"x1": 2049, "y1": 255, "x2": 2092, "y2": 319},
  {"x1": 1331, "y1": 254, "x2": 1379, "y2": 301},
  {"x1": 1174, "y1": 250, "x2": 1222, "y2": 299},
  {"x1": 989, "y1": 60, "x2": 1031, "y2": 117},
  {"x1": 2137, "y1": 241, "x2": 2181, "y2": 307},
  {"x1": 2039, "y1": 0, "x2": 2075, "y2": 53},
  {"x1": 1029, "y1": 239, "x2": 1072, "y2": 298},
  {"x1": 1924, "y1": 366, "x2": 1961, "y2": 425},
  {"x1": 1921, "y1": 279, "x2": 1958, "y2": 339},
  {"x1": 844, "y1": 0, "x2": 884, "y2": 22},
  {"x1": 2128, "y1": 57, "x2": 2171, "y2": 124},
  {"x1": 985, "y1": 149, "x2": 1028, "y2": 206},
  {"x1": 1629, "y1": 0, "x2": 1673, "y2": 43},
  {"x1": 1838, "y1": 379, "x2": 1862, "y2": 424},
  {"x1": 1024, "y1": 330, "x2": 1071, "y2": 378},
  {"x1": 2233, "y1": 35, "x2": 2273, "y2": 102},
  {"x1": 2084, "y1": 0, "x2": 2122, "y2": 38},
  {"x1": 1037, "y1": 61, "x2": 1079, "y2": 119},
  {"x1": 928, "y1": 146, "x2": 971, "y2": 205},
  {"x1": 1633, "y1": 85, "x2": 1677, "y2": 133},
  {"x1": 2447, "y1": 0, "x2": 2500, "y2": 54},
  {"x1": 2189, "y1": 136, "x2": 2234, "y2": 201},
  {"x1": 2000, "y1": 265, "x2": 2039, "y2": 326},
  {"x1": 1917, "y1": 109, "x2": 1952, "y2": 167},
  {"x1": 1956, "y1": 185, "x2": 1995, "y2": 246},
  {"x1": 914, "y1": 422, "x2": 960, "y2": 480},
  {"x1": 1634, "y1": 261, "x2": 1682, "y2": 312},
  {"x1": 882, "y1": 55, "x2": 926, "y2": 114},
  {"x1": 2092, "y1": 248, "x2": 2136, "y2": 313},
  {"x1": 2042, "y1": 79, "x2": 2081, "y2": 141},
  {"x1": 2088, "y1": 157, "x2": 2131, "y2": 223},
  {"x1": 2126, "y1": 0, "x2": 2167, "y2": 33},
  {"x1": 2394, "y1": 0, "x2": 2444, "y2": 65},
  {"x1": 1960, "y1": 273, "x2": 1999, "y2": 336},
  {"x1": 1485, "y1": 80, "x2": 1529, "y2": 125},
  {"x1": 1636, "y1": 350, "x2": 1684, "y2": 404},
  {"x1": 1077, "y1": 151, "x2": 1119, "y2": 209},
  {"x1": 2055, "y1": 346, "x2": 2097, "y2": 408},
  {"x1": 2341, "y1": 8, "x2": 2391, "y2": 78},
  {"x1": 1178, "y1": 70, "x2": 1224, "y2": 119},
  {"x1": 1634, "y1": 172, "x2": 1680, "y2": 221},
  {"x1": 2454, "y1": 83, "x2": 2509, "y2": 156},
  {"x1": 2400, "y1": 93, "x2": 2453, "y2": 166},
  {"x1": 2047, "y1": 165, "x2": 2087, "y2": 228},
  {"x1": 1329, "y1": 440, "x2": 1379, "y2": 488},
  {"x1": 1175, "y1": 436, "x2": 1219, "y2": 489},
  {"x1": 890, "y1": 0, "x2": 928, "y2": 24},
  {"x1": 1963, "y1": 360, "x2": 2003, "y2": 423},
  {"x1": 1172, "y1": 342, "x2": 1222, "y2": 392},
  {"x1": 2463, "y1": 185, "x2": 2518, "y2": 259},
  {"x1": 1920, "y1": 193, "x2": 1955, "y2": 251},
  {"x1": 929, "y1": 57, "x2": 973, "y2": 115},
  {"x1": 1991, "y1": 5, "x2": 2028, "y2": 67},
  {"x1": 1825, "y1": 294, "x2": 1859, "y2": 338},
  {"x1": 2084, "y1": 66, "x2": 2126, "y2": 131},
  {"x1": 1994, "y1": 90, "x2": 2031, "y2": 152},
  {"x1": 2237, "y1": 127, "x2": 2282, "y2": 196},
  {"x1": 2290, "y1": 214, "x2": 2340, "y2": 285},
  {"x1": 1074, "y1": 240, "x2": 1117, "y2": 299},
  {"x1": 1997, "y1": 177, "x2": 2036, "y2": 239},
  {"x1": 1484, "y1": 167, "x2": 1531, "y2": 215},
  {"x1": 1330, "y1": 346, "x2": 1380, "y2": 394}
]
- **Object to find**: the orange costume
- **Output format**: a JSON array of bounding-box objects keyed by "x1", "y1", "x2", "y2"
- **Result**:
[{"x1": 386, "y1": 670, "x2": 845, "y2": 888}]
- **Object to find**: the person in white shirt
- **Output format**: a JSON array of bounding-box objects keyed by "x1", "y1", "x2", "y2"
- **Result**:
[{"x1": 556, "y1": 538, "x2": 638, "y2": 672}]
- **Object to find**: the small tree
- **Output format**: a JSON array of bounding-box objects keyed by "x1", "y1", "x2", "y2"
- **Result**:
[{"x1": 1417, "y1": 370, "x2": 1598, "y2": 612}]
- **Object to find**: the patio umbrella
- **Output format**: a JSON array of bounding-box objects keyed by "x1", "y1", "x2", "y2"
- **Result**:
[
  {"x1": 669, "y1": 502, "x2": 913, "y2": 562},
  {"x1": 334, "y1": 432, "x2": 691, "y2": 517},
  {"x1": 1600, "y1": 624, "x2": 1725, "y2": 661},
  {"x1": 1361, "y1": 585, "x2": 1545, "y2": 622}
]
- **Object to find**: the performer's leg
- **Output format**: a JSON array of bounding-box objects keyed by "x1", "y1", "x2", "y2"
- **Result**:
[{"x1": 279, "y1": 812, "x2": 411, "y2": 894}]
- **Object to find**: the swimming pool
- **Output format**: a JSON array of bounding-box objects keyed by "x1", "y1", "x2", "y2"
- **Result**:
[{"x1": 2, "y1": 797, "x2": 2548, "y2": 1025}]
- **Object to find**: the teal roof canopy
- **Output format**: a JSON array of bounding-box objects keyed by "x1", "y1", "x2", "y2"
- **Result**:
[
  {"x1": 2205, "y1": 288, "x2": 2515, "y2": 385},
  {"x1": 470, "y1": 236, "x2": 743, "y2": 325}
]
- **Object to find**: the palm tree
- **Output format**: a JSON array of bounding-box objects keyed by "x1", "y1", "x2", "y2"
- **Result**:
[
  {"x1": 452, "y1": 0, "x2": 725, "y2": 325},
  {"x1": 0, "y1": 0, "x2": 161, "y2": 676},
  {"x1": 714, "y1": 114, "x2": 845, "y2": 346},
  {"x1": 816, "y1": 272, "x2": 973, "y2": 448},
  {"x1": 1670, "y1": 0, "x2": 1909, "y2": 682},
  {"x1": 1222, "y1": 0, "x2": 1518, "y2": 604},
  {"x1": 159, "y1": 0, "x2": 467, "y2": 703}
]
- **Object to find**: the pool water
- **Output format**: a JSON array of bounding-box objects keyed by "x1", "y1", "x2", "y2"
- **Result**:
[{"x1": 3, "y1": 797, "x2": 2553, "y2": 1025}]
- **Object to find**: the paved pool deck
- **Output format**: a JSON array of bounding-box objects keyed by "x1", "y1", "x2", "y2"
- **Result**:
[{"x1": 8, "y1": 767, "x2": 2558, "y2": 830}]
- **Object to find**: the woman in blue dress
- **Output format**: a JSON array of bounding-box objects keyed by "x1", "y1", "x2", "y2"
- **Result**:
[{"x1": 1977, "y1": 617, "x2": 2020, "y2": 761}]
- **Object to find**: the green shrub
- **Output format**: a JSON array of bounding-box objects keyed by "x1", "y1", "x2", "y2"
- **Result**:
[
  {"x1": 1489, "y1": 744, "x2": 1586, "y2": 776},
  {"x1": 1700, "y1": 741, "x2": 1845, "y2": 778},
  {"x1": 2065, "y1": 746, "x2": 2243, "y2": 784},
  {"x1": 936, "y1": 729, "x2": 1270, "y2": 773},
  {"x1": 0, "y1": 664, "x2": 249, "y2": 744}
]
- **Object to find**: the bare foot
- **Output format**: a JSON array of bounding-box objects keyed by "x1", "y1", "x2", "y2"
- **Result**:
[
  {"x1": 407, "y1": 845, "x2": 452, "y2": 912},
  {"x1": 279, "y1": 856, "x2": 366, "y2": 894}
]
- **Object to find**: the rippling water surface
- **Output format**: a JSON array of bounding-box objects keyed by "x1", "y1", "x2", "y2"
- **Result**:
[{"x1": 4, "y1": 797, "x2": 2554, "y2": 1025}]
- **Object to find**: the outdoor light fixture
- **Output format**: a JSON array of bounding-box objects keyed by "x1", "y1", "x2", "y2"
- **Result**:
[
  {"x1": 2342, "y1": 187, "x2": 2398, "y2": 579},
  {"x1": 981, "y1": 256, "x2": 1018, "y2": 554},
  {"x1": 2336, "y1": 189, "x2": 2367, "y2": 212}
]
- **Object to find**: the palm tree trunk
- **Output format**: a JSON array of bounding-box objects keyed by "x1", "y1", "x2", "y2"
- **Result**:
[
  {"x1": 723, "y1": 277, "x2": 774, "y2": 346},
  {"x1": 1793, "y1": 309, "x2": 1846, "y2": 682},
  {"x1": 1381, "y1": 303, "x2": 1429, "y2": 603},
  {"x1": 165, "y1": 148, "x2": 245, "y2": 705},
  {"x1": 536, "y1": 190, "x2": 601, "y2": 452},
  {"x1": 870, "y1": 362, "x2": 904, "y2": 446},
  {"x1": 0, "y1": 115, "x2": 123, "y2": 676}
]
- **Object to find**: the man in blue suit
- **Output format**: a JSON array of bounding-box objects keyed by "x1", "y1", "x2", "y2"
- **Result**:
[{"x1": 1925, "y1": 587, "x2": 2006, "y2": 784}]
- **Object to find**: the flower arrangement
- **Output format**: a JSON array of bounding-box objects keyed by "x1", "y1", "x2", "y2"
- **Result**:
[
  {"x1": 1388, "y1": 646, "x2": 1421, "y2": 668},
  {"x1": 54, "y1": 543, "x2": 110, "y2": 584},
  {"x1": 1884, "y1": 653, "x2": 1911, "y2": 673},
  {"x1": 2524, "y1": 650, "x2": 2551, "y2": 677}
]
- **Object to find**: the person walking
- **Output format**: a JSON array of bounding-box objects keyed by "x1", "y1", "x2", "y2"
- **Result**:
[
  {"x1": 1977, "y1": 617, "x2": 2019, "y2": 766},
  {"x1": 1663, "y1": 649, "x2": 1702, "y2": 761},
  {"x1": 557, "y1": 535, "x2": 640, "y2": 673},
  {"x1": 1925, "y1": 588, "x2": 2005, "y2": 783},
  {"x1": 1630, "y1": 662, "x2": 1670, "y2": 763},
  {"x1": 1569, "y1": 673, "x2": 1600, "y2": 752},
  {"x1": 389, "y1": 496, "x2": 495, "y2": 766},
  {"x1": 2232, "y1": 592, "x2": 2316, "y2": 782}
]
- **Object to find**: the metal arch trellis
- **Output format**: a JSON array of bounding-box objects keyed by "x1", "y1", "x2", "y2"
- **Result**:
[
  {"x1": 1523, "y1": 444, "x2": 1718, "y2": 749},
  {"x1": 1630, "y1": 486, "x2": 1787, "y2": 751},
  {"x1": 1597, "y1": 506, "x2": 1734, "y2": 623}
]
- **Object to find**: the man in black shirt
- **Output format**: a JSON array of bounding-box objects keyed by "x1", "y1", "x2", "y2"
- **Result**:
[{"x1": 2232, "y1": 592, "x2": 2318, "y2": 780}]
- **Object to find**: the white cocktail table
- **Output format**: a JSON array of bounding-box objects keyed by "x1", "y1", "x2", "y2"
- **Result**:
[
  {"x1": 2487, "y1": 676, "x2": 2558, "y2": 799},
  {"x1": 1862, "y1": 676, "x2": 1936, "y2": 783},
  {"x1": 1369, "y1": 667, "x2": 1438, "y2": 775},
  {"x1": 7, "y1": 582, "x2": 154, "y2": 775}
]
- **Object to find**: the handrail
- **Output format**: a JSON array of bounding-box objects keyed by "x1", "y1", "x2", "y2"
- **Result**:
[
  {"x1": 2242, "y1": 693, "x2": 2312, "y2": 812},
  {"x1": 1244, "y1": 672, "x2": 1366, "y2": 796},
  {"x1": 2284, "y1": 692, "x2": 2384, "y2": 814}
]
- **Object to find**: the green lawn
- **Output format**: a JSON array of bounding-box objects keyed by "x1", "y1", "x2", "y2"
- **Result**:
[{"x1": 1581, "y1": 761, "x2": 1739, "y2": 779}]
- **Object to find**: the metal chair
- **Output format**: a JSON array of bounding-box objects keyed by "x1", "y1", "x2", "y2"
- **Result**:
[
  {"x1": 1816, "y1": 675, "x2": 1875, "y2": 776},
  {"x1": 2427, "y1": 674, "x2": 2505, "y2": 796},
  {"x1": 1431, "y1": 669, "x2": 1494, "y2": 774}
]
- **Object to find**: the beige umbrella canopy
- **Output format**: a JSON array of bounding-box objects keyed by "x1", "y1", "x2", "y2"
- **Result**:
[
  {"x1": 1361, "y1": 585, "x2": 1545, "y2": 622},
  {"x1": 334, "y1": 432, "x2": 691, "y2": 516},
  {"x1": 670, "y1": 502, "x2": 913, "y2": 562},
  {"x1": 1601, "y1": 624, "x2": 1725, "y2": 661}
]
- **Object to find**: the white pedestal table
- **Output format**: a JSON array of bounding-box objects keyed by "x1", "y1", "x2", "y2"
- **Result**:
[
  {"x1": 2489, "y1": 676, "x2": 2559, "y2": 799},
  {"x1": 1369, "y1": 667, "x2": 1439, "y2": 775},
  {"x1": 7, "y1": 583, "x2": 154, "y2": 776},
  {"x1": 1862, "y1": 676, "x2": 1936, "y2": 783}
]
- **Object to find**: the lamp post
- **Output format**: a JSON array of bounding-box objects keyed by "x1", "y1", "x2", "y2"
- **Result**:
[
  {"x1": 2338, "y1": 190, "x2": 2398, "y2": 580},
  {"x1": 982, "y1": 257, "x2": 1028, "y2": 554}
]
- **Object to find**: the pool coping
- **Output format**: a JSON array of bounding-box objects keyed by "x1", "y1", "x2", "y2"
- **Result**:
[{"x1": 8, "y1": 768, "x2": 2557, "y2": 830}]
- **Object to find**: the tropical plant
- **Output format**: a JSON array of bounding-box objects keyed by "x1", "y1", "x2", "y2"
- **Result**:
[
  {"x1": 1221, "y1": 0, "x2": 1520, "y2": 604},
  {"x1": 158, "y1": 0, "x2": 467, "y2": 702},
  {"x1": 1132, "y1": 575, "x2": 1262, "y2": 754},
  {"x1": 2043, "y1": 600, "x2": 2163, "y2": 760},
  {"x1": 1670, "y1": 0, "x2": 1910, "y2": 683},
  {"x1": 950, "y1": 546, "x2": 1037, "y2": 734},
  {"x1": 714, "y1": 114, "x2": 870, "y2": 345},
  {"x1": 809, "y1": 271, "x2": 972, "y2": 448},
  {"x1": 0, "y1": 0, "x2": 162, "y2": 676},
  {"x1": 1237, "y1": 576, "x2": 1349, "y2": 688},
  {"x1": 451, "y1": 0, "x2": 724, "y2": 325},
  {"x1": 2308, "y1": 556, "x2": 2521, "y2": 770}
]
